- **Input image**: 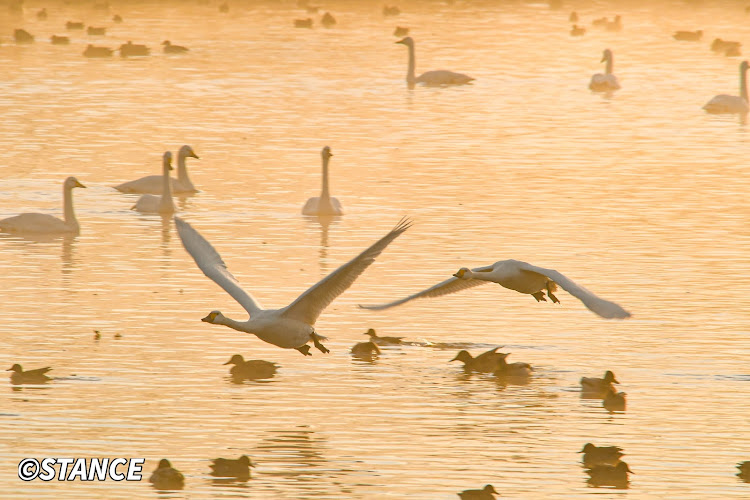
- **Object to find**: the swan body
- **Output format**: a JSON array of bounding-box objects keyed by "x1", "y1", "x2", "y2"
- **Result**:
[
  {"x1": 116, "y1": 145, "x2": 199, "y2": 194},
  {"x1": 589, "y1": 49, "x2": 620, "y2": 91},
  {"x1": 132, "y1": 152, "x2": 176, "y2": 214},
  {"x1": 0, "y1": 177, "x2": 86, "y2": 234},
  {"x1": 302, "y1": 146, "x2": 343, "y2": 216},
  {"x1": 396, "y1": 37, "x2": 474, "y2": 87},
  {"x1": 149, "y1": 459, "x2": 184, "y2": 490},
  {"x1": 704, "y1": 60, "x2": 749, "y2": 114},
  {"x1": 360, "y1": 259, "x2": 630, "y2": 319},
  {"x1": 175, "y1": 216, "x2": 411, "y2": 355},
  {"x1": 579, "y1": 443, "x2": 624, "y2": 467}
]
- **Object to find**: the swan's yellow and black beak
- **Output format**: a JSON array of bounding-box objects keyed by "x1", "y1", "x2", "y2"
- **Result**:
[
  {"x1": 201, "y1": 312, "x2": 218, "y2": 323},
  {"x1": 74, "y1": 180, "x2": 86, "y2": 188},
  {"x1": 395, "y1": 38, "x2": 407, "y2": 45},
  {"x1": 453, "y1": 269, "x2": 466, "y2": 279}
]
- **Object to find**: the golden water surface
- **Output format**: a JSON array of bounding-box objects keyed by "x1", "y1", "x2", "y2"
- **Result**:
[{"x1": 1, "y1": 0, "x2": 750, "y2": 498}]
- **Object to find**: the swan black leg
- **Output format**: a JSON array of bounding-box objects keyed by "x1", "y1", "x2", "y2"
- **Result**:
[
  {"x1": 531, "y1": 291, "x2": 547, "y2": 302},
  {"x1": 311, "y1": 332, "x2": 330, "y2": 354},
  {"x1": 546, "y1": 281, "x2": 560, "y2": 304},
  {"x1": 296, "y1": 345, "x2": 312, "y2": 356}
]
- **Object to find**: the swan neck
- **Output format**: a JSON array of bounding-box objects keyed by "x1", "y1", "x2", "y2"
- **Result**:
[
  {"x1": 406, "y1": 42, "x2": 416, "y2": 84},
  {"x1": 216, "y1": 315, "x2": 247, "y2": 331},
  {"x1": 161, "y1": 162, "x2": 175, "y2": 212},
  {"x1": 321, "y1": 154, "x2": 331, "y2": 199},
  {"x1": 605, "y1": 54, "x2": 613, "y2": 75},
  {"x1": 741, "y1": 66, "x2": 748, "y2": 102},
  {"x1": 466, "y1": 270, "x2": 492, "y2": 282},
  {"x1": 63, "y1": 184, "x2": 78, "y2": 229},
  {"x1": 177, "y1": 150, "x2": 192, "y2": 188}
]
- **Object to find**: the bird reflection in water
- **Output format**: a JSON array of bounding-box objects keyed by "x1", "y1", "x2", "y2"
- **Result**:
[
  {"x1": 209, "y1": 454, "x2": 255, "y2": 485},
  {"x1": 350, "y1": 339, "x2": 381, "y2": 363}
]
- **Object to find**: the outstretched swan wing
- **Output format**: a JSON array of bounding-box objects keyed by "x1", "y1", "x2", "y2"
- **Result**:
[
  {"x1": 175, "y1": 217, "x2": 263, "y2": 314},
  {"x1": 282, "y1": 217, "x2": 412, "y2": 324},
  {"x1": 359, "y1": 264, "x2": 494, "y2": 310},
  {"x1": 517, "y1": 262, "x2": 630, "y2": 319}
]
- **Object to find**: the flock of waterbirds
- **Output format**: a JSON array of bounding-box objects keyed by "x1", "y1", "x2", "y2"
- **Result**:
[{"x1": 4, "y1": 0, "x2": 750, "y2": 496}]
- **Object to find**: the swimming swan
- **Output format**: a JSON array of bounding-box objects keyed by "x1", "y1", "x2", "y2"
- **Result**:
[
  {"x1": 115, "y1": 145, "x2": 199, "y2": 194},
  {"x1": 359, "y1": 259, "x2": 631, "y2": 319},
  {"x1": 589, "y1": 49, "x2": 620, "y2": 91},
  {"x1": 175, "y1": 216, "x2": 412, "y2": 355},
  {"x1": 703, "y1": 60, "x2": 749, "y2": 114},
  {"x1": 131, "y1": 151, "x2": 176, "y2": 214},
  {"x1": 0, "y1": 176, "x2": 86, "y2": 234},
  {"x1": 396, "y1": 36, "x2": 474, "y2": 87},
  {"x1": 302, "y1": 146, "x2": 343, "y2": 216}
]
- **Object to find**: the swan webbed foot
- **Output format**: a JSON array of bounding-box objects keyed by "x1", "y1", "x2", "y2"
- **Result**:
[
  {"x1": 311, "y1": 333, "x2": 330, "y2": 354},
  {"x1": 296, "y1": 345, "x2": 312, "y2": 356},
  {"x1": 531, "y1": 291, "x2": 547, "y2": 302},
  {"x1": 546, "y1": 282, "x2": 561, "y2": 304}
]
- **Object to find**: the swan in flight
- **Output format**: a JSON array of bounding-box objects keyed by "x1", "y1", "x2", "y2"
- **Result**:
[
  {"x1": 302, "y1": 146, "x2": 343, "y2": 216},
  {"x1": 131, "y1": 151, "x2": 176, "y2": 214},
  {"x1": 175, "y1": 217, "x2": 412, "y2": 355},
  {"x1": 360, "y1": 259, "x2": 631, "y2": 319},
  {"x1": 589, "y1": 49, "x2": 620, "y2": 91},
  {"x1": 396, "y1": 37, "x2": 474, "y2": 87},
  {"x1": 115, "y1": 145, "x2": 199, "y2": 194},
  {"x1": 0, "y1": 176, "x2": 86, "y2": 234},
  {"x1": 703, "y1": 60, "x2": 749, "y2": 114}
]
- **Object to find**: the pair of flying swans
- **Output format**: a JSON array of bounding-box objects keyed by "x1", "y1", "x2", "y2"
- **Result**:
[
  {"x1": 175, "y1": 217, "x2": 412, "y2": 355},
  {"x1": 396, "y1": 36, "x2": 474, "y2": 87},
  {"x1": 131, "y1": 151, "x2": 176, "y2": 214},
  {"x1": 0, "y1": 176, "x2": 86, "y2": 234},
  {"x1": 360, "y1": 259, "x2": 631, "y2": 319}
]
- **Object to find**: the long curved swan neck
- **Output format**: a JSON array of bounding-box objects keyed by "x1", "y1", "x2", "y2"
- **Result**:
[
  {"x1": 741, "y1": 63, "x2": 748, "y2": 102},
  {"x1": 321, "y1": 153, "x2": 331, "y2": 200},
  {"x1": 214, "y1": 314, "x2": 248, "y2": 332},
  {"x1": 464, "y1": 270, "x2": 494, "y2": 282},
  {"x1": 62, "y1": 183, "x2": 78, "y2": 229},
  {"x1": 176, "y1": 148, "x2": 193, "y2": 187},
  {"x1": 406, "y1": 41, "x2": 416, "y2": 84},
  {"x1": 605, "y1": 52, "x2": 614, "y2": 75},
  {"x1": 160, "y1": 153, "x2": 175, "y2": 212}
]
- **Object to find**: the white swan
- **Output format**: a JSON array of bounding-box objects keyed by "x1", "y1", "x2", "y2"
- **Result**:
[
  {"x1": 0, "y1": 176, "x2": 86, "y2": 234},
  {"x1": 589, "y1": 49, "x2": 620, "y2": 91},
  {"x1": 115, "y1": 145, "x2": 199, "y2": 194},
  {"x1": 175, "y1": 217, "x2": 412, "y2": 355},
  {"x1": 359, "y1": 259, "x2": 630, "y2": 319},
  {"x1": 131, "y1": 151, "x2": 176, "y2": 214},
  {"x1": 302, "y1": 146, "x2": 343, "y2": 216},
  {"x1": 396, "y1": 37, "x2": 474, "y2": 87},
  {"x1": 703, "y1": 60, "x2": 749, "y2": 114}
]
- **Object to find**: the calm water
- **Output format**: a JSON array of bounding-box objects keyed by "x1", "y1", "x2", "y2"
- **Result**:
[{"x1": 1, "y1": 0, "x2": 750, "y2": 498}]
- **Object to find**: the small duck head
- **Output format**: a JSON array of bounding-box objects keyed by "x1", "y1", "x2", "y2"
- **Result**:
[
  {"x1": 223, "y1": 354, "x2": 245, "y2": 366},
  {"x1": 156, "y1": 459, "x2": 173, "y2": 470},
  {"x1": 453, "y1": 267, "x2": 471, "y2": 279},
  {"x1": 603, "y1": 370, "x2": 619, "y2": 384},
  {"x1": 615, "y1": 462, "x2": 633, "y2": 474},
  {"x1": 363, "y1": 328, "x2": 377, "y2": 338},
  {"x1": 450, "y1": 350, "x2": 473, "y2": 364},
  {"x1": 238, "y1": 455, "x2": 255, "y2": 468},
  {"x1": 579, "y1": 443, "x2": 596, "y2": 453},
  {"x1": 202, "y1": 310, "x2": 225, "y2": 324},
  {"x1": 482, "y1": 485, "x2": 498, "y2": 495},
  {"x1": 7, "y1": 364, "x2": 23, "y2": 373}
]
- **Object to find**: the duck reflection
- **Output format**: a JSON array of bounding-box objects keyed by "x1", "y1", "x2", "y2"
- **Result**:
[
  {"x1": 585, "y1": 461, "x2": 632, "y2": 489},
  {"x1": 350, "y1": 339, "x2": 381, "y2": 363},
  {"x1": 254, "y1": 426, "x2": 327, "y2": 480}
]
